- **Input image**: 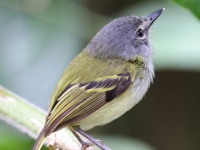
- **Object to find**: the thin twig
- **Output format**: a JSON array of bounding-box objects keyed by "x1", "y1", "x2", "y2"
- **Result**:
[{"x1": 0, "y1": 85, "x2": 81, "y2": 150}]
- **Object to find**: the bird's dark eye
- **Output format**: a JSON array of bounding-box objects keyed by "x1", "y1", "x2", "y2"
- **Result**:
[{"x1": 136, "y1": 28, "x2": 144, "y2": 38}]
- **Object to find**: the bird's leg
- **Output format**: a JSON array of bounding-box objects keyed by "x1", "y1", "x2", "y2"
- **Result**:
[
  {"x1": 72, "y1": 126, "x2": 109, "y2": 150},
  {"x1": 71, "y1": 129, "x2": 91, "y2": 150}
]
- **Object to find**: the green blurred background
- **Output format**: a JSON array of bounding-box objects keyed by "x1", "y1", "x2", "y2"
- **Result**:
[{"x1": 0, "y1": 0, "x2": 200, "y2": 150}]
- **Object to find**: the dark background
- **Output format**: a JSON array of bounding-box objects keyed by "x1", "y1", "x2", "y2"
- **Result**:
[{"x1": 0, "y1": 0, "x2": 200, "y2": 150}]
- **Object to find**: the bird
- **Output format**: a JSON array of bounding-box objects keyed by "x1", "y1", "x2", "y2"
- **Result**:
[{"x1": 33, "y1": 8, "x2": 164, "y2": 150}]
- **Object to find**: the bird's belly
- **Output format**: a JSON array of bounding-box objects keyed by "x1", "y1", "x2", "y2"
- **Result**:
[
  {"x1": 76, "y1": 64, "x2": 153, "y2": 131},
  {"x1": 78, "y1": 76, "x2": 150, "y2": 131}
]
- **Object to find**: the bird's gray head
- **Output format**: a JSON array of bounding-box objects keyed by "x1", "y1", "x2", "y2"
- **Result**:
[{"x1": 85, "y1": 8, "x2": 164, "y2": 61}]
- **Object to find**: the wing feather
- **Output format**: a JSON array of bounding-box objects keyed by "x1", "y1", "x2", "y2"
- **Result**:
[{"x1": 44, "y1": 73, "x2": 132, "y2": 136}]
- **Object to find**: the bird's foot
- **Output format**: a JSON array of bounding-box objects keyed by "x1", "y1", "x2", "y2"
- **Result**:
[{"x1": 81, "y1": 140, "x2": 110, "y2": 150}]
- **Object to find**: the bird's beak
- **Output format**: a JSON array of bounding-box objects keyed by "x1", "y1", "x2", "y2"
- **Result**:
[{"x1": 144, "y1": 8, "x2": 165, "y2": 29}]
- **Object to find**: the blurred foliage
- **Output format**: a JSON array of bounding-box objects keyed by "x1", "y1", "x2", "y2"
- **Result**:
[
  {"x1": 0, "y1": 0, "x2": 200, "y2": 150},
  {"x1": 0, "y1": 121, "x2": 47, "y2": 150},
  {"x1": 97, "y1": 135, "x2": 155, "y2": 150},
  {"x1": 173, "y1": 0, "x2": 200, "y2": 19}
]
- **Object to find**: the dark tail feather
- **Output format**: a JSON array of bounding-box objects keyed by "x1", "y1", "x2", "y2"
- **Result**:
[{"x1": 32, "y1": 128, "x2": 46, "y2": 150}]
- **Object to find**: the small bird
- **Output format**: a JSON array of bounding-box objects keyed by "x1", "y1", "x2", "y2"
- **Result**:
[{"x1": 33, "y1": 8, "x2": 164, "y2": 150}]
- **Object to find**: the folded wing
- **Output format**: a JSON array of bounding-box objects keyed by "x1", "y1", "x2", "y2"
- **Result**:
[{"x1": 44, "y1": 72, "x2": 132, "y2": 136}]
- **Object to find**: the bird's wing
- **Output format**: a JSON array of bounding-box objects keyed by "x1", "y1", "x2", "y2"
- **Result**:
[{"x1": 44, "y1": 72, "x2": 132, "y2": 136}]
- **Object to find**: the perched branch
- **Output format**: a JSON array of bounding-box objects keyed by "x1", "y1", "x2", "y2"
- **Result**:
[{"x1": 0, "y1": 85, "x2": 81, "y2": 150}]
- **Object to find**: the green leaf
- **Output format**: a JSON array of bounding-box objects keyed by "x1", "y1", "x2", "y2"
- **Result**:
[{"x1": 173, "y1": 0, "x2": 200, "y2": 19}]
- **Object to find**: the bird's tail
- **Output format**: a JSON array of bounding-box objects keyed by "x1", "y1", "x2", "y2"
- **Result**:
[{"x1": 32, "y1": 128, "x2": 46, "y2": 150}]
